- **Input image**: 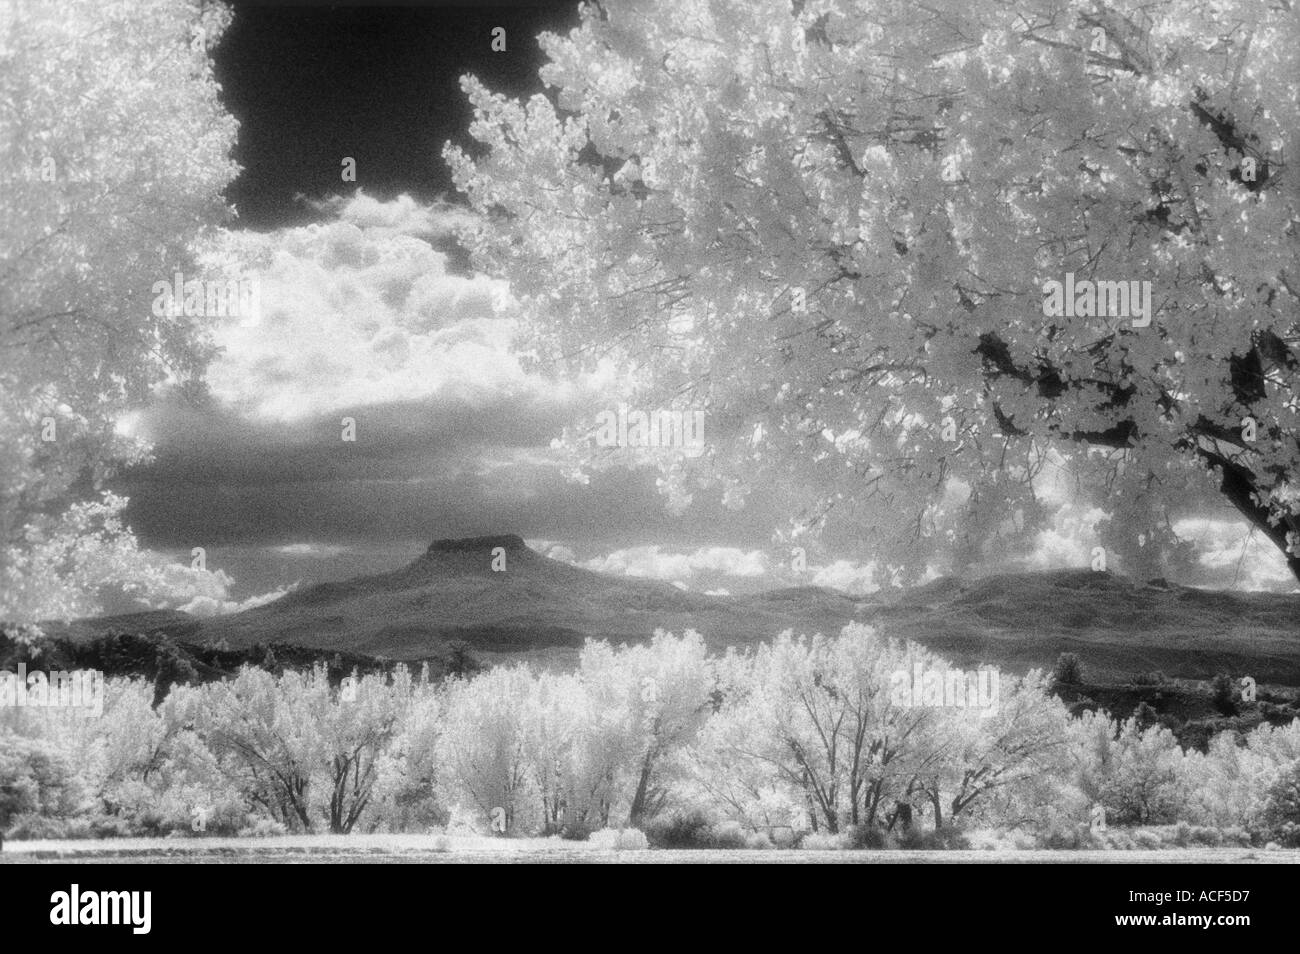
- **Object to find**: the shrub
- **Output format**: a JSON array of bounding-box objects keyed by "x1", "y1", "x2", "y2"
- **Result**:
[
  {"x1": 1132, "y1": 701, "x2": 1159, "y2": 728},
  {"x1": 704, "y1": 820, "x2": 751, "y2": 849},
  {"x1": 1263, "y1": 823, "x2": 1300, "y2": 848},
  {"x1": 1211, "y1": 673, "x2": 1240, "y2": 716},
  {"x1": 643, "y1": 810, "x2": 712, "y2": 849},
  {"x1": 1263, "y1": 762, "x2": 1300, "y2": 825},
  {"x1": 848, "y1": 824, "x2": 892, "y2": 849},
  {"x1": 800, "y1": 831, "x2": 850, "y2": 850},
  {"x1": 1052, "y1": 653, "x2": 1083, "y2": 687},
  {"x1": 768, "y1": 826, "x2": 798, "y2": 848},
  {"x1": 1132, "y1": 828, "x2": 1163, "y2": 849},
  {"x1": 642, "y1": 812, "x2": 783, "y2": 849},
  {"x1": 1093, "y1": 829, "x2": 1136, "y2": 850},
  {"x1": 237, "y1": 818, "x2": 288, "y2": 838},
  {"x1": 85, "y1": 815, "x2": 135, "y2": 839},
  {"x1": 0, "y1": 732, "x2": 85, "y2": 830},
  {"x1": 1131, "y1": 671, "x2": 1167, "y2": 687},
  {"x1": 1043, "y1": 826, "x2": 1084, "y2": 850},
  {"x1": 1220, "y1": 827, "x2": 1251, "y2": 848},
  {"x1": 5, "y1": 812, "x2": 74, "y2": 840}
]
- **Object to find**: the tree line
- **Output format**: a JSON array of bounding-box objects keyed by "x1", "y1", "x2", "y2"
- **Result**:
[{"x1": 3, "y1": 624, "x2": 1299, "y2": 846}]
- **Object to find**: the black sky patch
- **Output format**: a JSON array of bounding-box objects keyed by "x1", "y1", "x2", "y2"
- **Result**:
[{"x1": 217, "y1": 1, "x2": 581, "y2": 229}]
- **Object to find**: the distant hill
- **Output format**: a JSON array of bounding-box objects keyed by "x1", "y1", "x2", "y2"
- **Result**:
[
  {"x1": 876, "y1": 569, "x2": 1300, "y2": 684},
  {"x1": 36, "y1": 535, "x2": 1300, "y2": 684},
  {"x1": 196, "y1": 534, "x2": 868, "y2": 659}
]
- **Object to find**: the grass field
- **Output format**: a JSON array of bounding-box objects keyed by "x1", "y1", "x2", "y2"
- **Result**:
[{"x1": 3, "y1": 834, "x2": 1299, "y2": 864}]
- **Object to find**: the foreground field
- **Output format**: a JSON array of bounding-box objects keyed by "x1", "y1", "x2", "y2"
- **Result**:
[{"x1": 3, "y1": 835, "x2": 1299, "y2": 864}]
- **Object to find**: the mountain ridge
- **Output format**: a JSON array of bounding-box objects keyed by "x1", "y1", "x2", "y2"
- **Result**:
[{"x1": 38, "y1": 537, "x2": 1300, "y2": 683}]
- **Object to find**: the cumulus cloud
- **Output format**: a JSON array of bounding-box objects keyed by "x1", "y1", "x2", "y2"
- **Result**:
[
  {"x1": 1016, "y1": 503, "x2": 1106, "y2": 572},
  {"x1": 302, "y1": 192, "x2": 477, "y2": 241},
  {"x1": 122, "y1": 194, "x2": 672, "y2": 560},
  {"x1": 581, "y1": 545, "x2": 770, "y2": 582},
  {"x1": 178, "y1": 586, "x2": 293, "y2": 618},
  {"x1": 809, "y1": 560, "x2": 881, "y2": 596},
  {"x1": 1173, "y1": 517, "x2": 1297, "y2": 592},
  {"x1": 201, "y1": 194, "x2": 565, "y2": 424},
  {"x1": 575, "y1": 543, "x2": 890, "y2": 596},
  {"x1": 1008, "y1": 501, "x2": 1297, "y2": 592},
  {"x1": 529, "y1": 540, "x2": 577, "y2": 563},
  {"x1": 127, "y1": 557, "x2": 296, "y2": 617}
]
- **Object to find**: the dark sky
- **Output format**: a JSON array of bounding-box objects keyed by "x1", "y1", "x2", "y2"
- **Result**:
[{"x1": 218, "y1": 0, "x2": 581, "y2": 229}]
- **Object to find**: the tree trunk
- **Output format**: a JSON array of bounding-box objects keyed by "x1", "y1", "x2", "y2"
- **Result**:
[{"x1": 628, "y1": 749, "x2": 655, "y2": 825}]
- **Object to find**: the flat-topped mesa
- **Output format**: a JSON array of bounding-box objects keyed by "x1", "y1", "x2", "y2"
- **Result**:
[{"x1": 425, "y1": 534, "x2": 530, "y2": 557}]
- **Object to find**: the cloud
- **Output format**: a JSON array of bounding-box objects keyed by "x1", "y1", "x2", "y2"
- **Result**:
[
  {"x1": 122, "y1": 556, "x2": 297, "y2": 617},
  {"x1": 199, "y1": 196, "x2": 569, "y2": 424},
  {"x1": 271, "y1": 542, "x2": 349, "y2": 559},
  {"x1": 581, "y1": 545, "x2": 770, "y2": 582},
  {"x1": 1173, "y1": 517, "x2": 1297, "y2": 592},
  {"x1": 1016, "y1": 503, "x2": 1106, "y2": 572},
  {"x1": 530, "y1": 541, "x2": 576, "y2": 563},
  {"x1": 574, "y1": 543, "x2": 891, "y2": 596},
  {"x1": 115, "y1": 195, "x2": 899, "y2": 581},
  {"x1": 302, "y1": 192, "x2": 477, "y2": 241},
  {"x1": 1007, "y1": 503, "x2": 1296, "y2": 592},
  {"x1": 121, "y1": 195, "x2": 678, "y2": 551},
  {"x1": 809, "y1": 560, "x2": 881, "y2": 596},
  {"x1": 178, "y1": 586, "x2": 293, "y2": 618}
]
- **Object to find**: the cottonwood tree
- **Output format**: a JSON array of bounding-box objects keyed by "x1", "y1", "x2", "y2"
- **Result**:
[
  {"x1": 0, "y1": 730, "x2": 84, "y2": 831},
  {"x1": 526, "y1": 669, "x2": 634, "y2": 832},
  {"x1": 700, "y1": 623, "x2": 1067, "y2": 832},
  {"x1": 438, "y1": 665, "x2": 535, "y2": 833},
  {"x1": 908, "y1": 670, "x2": 1071, "y2": 828},
  {"x1": 194, "y1": 668, "x2": 321, "y2": 832},
  {"x1": 1, "y1": 0, "x2": 239, "y2": 625},
  {"x1": 315, "y1": 667, "x2": 411, "y2": 834},
  {"x1": 373, "y1": 681, "x2": 445, "y2": 832},
  {"x1": 1068, "y1": 710, "x2": 1190, "y2": 825},
  {"x1": 579, "y1": 629, "x2": 713, "y2": 824},
  {"x1": 1187, "y1": 718, "x2": 1300, "y2": 828},
  {"x1": 448, "y1": 0, "x2": 1300, "y2": 580},
  {"x1": 688, "y1": 649, "x2": 811, "y2": 830},
  {"x1": 711, "y1": 625, "x2": 938, "y2": 833},
  {"x1": 91, "y1": 680, "x2": 249, "y2": 833}
]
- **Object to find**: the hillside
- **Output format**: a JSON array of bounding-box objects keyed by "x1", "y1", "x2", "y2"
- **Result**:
[
  {"x1": 877, "y1": 569, "x2": 1300, "y2": 684},
  {"x1": 191, "y1": 535, "x2": 866, "y2": 659},
  {"x1": 37, "y1": 535, "x2": 1300, "y2": 684}
]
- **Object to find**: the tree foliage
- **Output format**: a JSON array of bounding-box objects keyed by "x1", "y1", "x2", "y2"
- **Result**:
[
  {"x1": 2, "y1": 636, "x2": 1299, "y2": 840},
  {"x1": 448, "y1": 0, "x2": 1300, "y2": 580},
  {"x1": 1, "y1": 0, "x2": 239, "y2": 623}
]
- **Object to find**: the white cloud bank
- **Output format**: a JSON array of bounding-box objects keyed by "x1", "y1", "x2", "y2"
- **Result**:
[{"x1": 200, "y1": 192, "x2": 581, "y2": 424}]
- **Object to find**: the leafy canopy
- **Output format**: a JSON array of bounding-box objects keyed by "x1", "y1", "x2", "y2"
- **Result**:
[{"x1": 448, "y1": 0, "x2": 1300, "y2": 581}]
